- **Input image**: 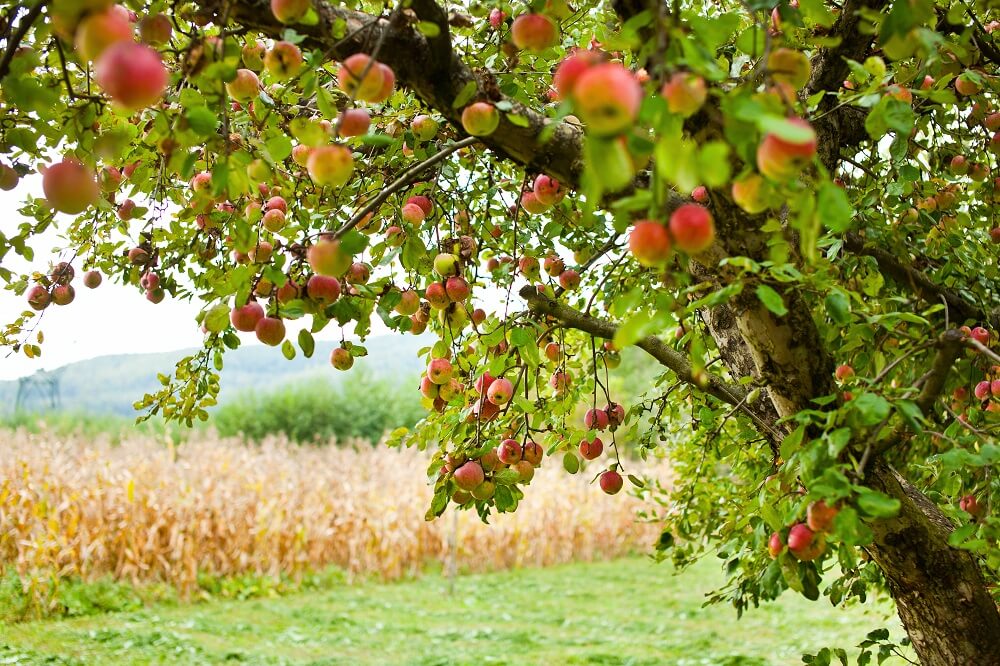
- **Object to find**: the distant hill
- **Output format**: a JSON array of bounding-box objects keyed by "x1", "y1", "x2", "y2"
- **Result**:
[{"x1": 0, "y1": 335, "x2": 430, "y2": 417}]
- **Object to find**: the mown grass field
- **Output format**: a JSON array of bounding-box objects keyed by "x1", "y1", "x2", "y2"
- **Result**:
[{"x1": 1, "y1": 557, "x2": 906, "y2": 666}]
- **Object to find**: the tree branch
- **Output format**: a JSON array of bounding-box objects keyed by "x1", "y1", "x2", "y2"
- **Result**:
[
  {"x1": 198, "y1": 0, "x2": 586, "y2": 186},
  {"x1": 518, "y1": 284, "x2": 783, "y2": 439},
  {"x1": 0, "y1": 0, "x2": 48, "y2": 83},
  {"x1": 843, "y1": 232, "x2": 994, "y2": 327}
]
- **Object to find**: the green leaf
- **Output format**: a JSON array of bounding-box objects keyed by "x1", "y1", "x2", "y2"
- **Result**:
[
  {"x1": 415, "y1": 21, "x2": 441, "y2": 37},
  {"x1": 851, "y1": 393, "x2": 891, "y2": 426},
  {"x1": 816, "y1": 182, "x2": 854, "y2": 232},
  {"x1": 281, "y1": 340, "x2": 296, "y2": 360},
  {"x1": 452, "y1": 81, "x2": 478, "y2": 109},
  {"x1": 298, "y1": 329, "x2": 315, "y2": 358},
  {"x1": 186, "y1": 107, "x2": 219, "y2": 136},
  {"x1": 204, "y1": 303, "x2": 230, "y2": 333},
  {"x1": 856, "y1": 489, "x2": 901, "y2": 518},
  {"x1": 755, "y1": 284, "x2": 788, "y2": 317},
  {"x1": 562, "y1": 452, "x2": 580, "y2": 474},
  {"x1": 613, "y1": 312, "x2": 654, "y2": 349},
  {"x1": 824, "y1": 289, "x2": 851, "y2": 326}
]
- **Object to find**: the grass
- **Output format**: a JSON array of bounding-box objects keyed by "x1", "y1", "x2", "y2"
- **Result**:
[{"x1": 0, "y1": 557, "x2": 906, "y2": 666}]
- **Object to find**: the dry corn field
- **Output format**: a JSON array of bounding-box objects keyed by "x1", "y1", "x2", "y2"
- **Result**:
[{"x1": 0, "y1": 429, "x2": 669, "y2": 598}]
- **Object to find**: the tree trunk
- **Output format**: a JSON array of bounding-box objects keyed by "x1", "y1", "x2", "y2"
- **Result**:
[{"x1": 864, "y1": 460, "x2": 1000, "y2": 665}]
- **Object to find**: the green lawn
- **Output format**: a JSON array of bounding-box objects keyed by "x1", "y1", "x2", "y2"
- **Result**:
[{"x1": 1, "y1": 557, "x2": 906, "y2": 666}]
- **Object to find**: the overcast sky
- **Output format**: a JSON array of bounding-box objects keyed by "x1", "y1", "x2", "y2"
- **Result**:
[{"x1": 0, "y1": 173, "x2": 372, "y2": 381}]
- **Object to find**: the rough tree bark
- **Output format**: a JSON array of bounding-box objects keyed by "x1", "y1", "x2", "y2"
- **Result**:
[{"x1": 194, "y1": 0, "x2": 1000, "y2": 661}]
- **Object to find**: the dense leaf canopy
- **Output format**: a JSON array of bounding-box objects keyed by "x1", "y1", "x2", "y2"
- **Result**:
[{"x1": 4, "y1": 0, "x2": 1000, "y2": 661}]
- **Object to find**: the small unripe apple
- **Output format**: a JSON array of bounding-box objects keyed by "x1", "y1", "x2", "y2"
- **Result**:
[
  {"x1": 0, "y1": 164, "x2": 21, "y2": 191},
  {"x1": 960, "y1": 494, "x2": 984, "y2": 517},
  {"x1": 544, "y1": 341, "x2": 562, "y2": 362},
  {"x1": 691, "y1": 185, "x2": 708, "y2": 203},
  {"x1": 255, "y1": 316, "x2": 285, "y2": 346},
  {"x1": 140, "y1": 272, "x2": 160, "y2": 291},
  {"x1": 835, "y1": 364, "x2": 854, "y2": 381},
  {"x1": 330, "y1": 346, "x2": 354, "y2": 370},
  {"x1": 599, "y1": 470, "x2": 623, "y2": 495},
  {"x1": 242, "y1": 40, "x2": 266, "y2": 70},
  {"x1": 230, "y1": 301, "x2": 264, "y2": 331},
  {"x1": 975, "y1": 380, "x2": 991, "y2": 401},
  {"x1": 955, "y1": 73, "x2": 982, "y2": 96},
  {"x1": 488, "y1": 8, "x2": 507, "y2": 28},
  {"x1": 579, "y1": 437, "x2": 603, "y2": 460},
  {"x1": 306, "y1": 275, "x2": 341, "y2": 304}
]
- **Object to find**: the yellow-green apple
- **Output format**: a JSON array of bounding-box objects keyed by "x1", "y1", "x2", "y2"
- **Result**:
[
  {"x1": 306, "y1": 145, "x2": 354, "y2": 187},
  {"x1": 756, "y1": 117, "x2": 817, "y2": 180},
  {"x1": 264, "y1": 41, "x2": 303, "y2": 80},
  {"x1": 511, "y1": 13, "x2": 557, "y2": 52},
  {"x1": 138, "y1": 13, "x2": 171, "y2": 45},
  {"x1": 270, "y1": 0, "x2": 309, "y2": 23},
  {"x1": 75, "y1": 5, "x2": 132, "y2": 61},
  {"x1": 660, "y1": 72, "x2": 707, "y2": 117},
  {"x1": 461, "y1": 102, "x2": 500, "y2": 136},
  {"x1": 338, "y1": 53, "x2": 385, "y2": 101},
  {"x1": 767, "y1": 48, "x2": 811, "y2": 90},
  {"x1": 330, "y1": 346, "x2": 354, "y2": 370}
]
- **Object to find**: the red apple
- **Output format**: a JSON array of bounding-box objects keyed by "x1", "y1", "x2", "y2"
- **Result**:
[
  {"x1": 26, "y1": 285, "x2": 50, "y2": 310},
  {"x1": 270, "y1": 0, "x2": 310, "y2": 23},
  {"x1": 629, "y1": 220, "x2": 671, "y2": 266},
  {"x1": 338, "y1": 53, "x2": 385, "y2": 101},
  {"x1": 572, "y1": 63, "x2": 642, "y2": 136},
  {"x1": 307, "y1": 274, "x2": 341, "y2": 303},
  {"x1": 669, "y1": 204, "x2": 715, "y2": 253},
  {"x1": 255, "y1": 316, "x2": 285, "y2": 346},
  {"x1": 454, "y1": 461, "x2": 485, "y2": 491},
  {"x1": 806, "y1": 500, "x2": 839, "y2": 533},
  {"x1": 75, "y1": 6, "x2": 132, "y2": 62},
  {"x1": 42, "y1": 158, "x2": 99, "y2": 215},
  {"x1": 552, "y1": 49, "x2": 601, "y2": 99},
  {"x1": 768, "y1": 532, "x2": 784, "y2": 558},
  {"x1": 95, "y1": 42, "x2": 168, "y2": 110},
  {"x1": 226, "y1": 68, "x2": 260, "y2": 103},
  {"x1": 427, "y1": 357, "x2": 454, "y2": 384},
  {"x1": 579, "y1": 437, "x2": 603, "y2": 460},
  {"x1": 338, "y1": 108, "x2": 371, "y2": 137},
  {"x1": 231, "y1": 301, "x2": 265, "y2": 331},
  {"x1": 599, "y1": 470, "x2": 623, "y2": 495}
]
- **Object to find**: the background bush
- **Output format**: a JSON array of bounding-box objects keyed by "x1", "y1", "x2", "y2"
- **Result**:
[{"x1": 213, "y1": 372, "x2": 425, "y2": 444}]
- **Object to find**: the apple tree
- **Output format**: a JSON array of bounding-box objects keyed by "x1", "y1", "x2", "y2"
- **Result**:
[{"x1": 3, "y1": 0, "x2": 1000, "y2": 662}]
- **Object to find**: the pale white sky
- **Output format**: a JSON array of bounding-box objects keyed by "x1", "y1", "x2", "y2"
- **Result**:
[{"x1": 0, "y1": 173, "x2": 377, "y2": 381}]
